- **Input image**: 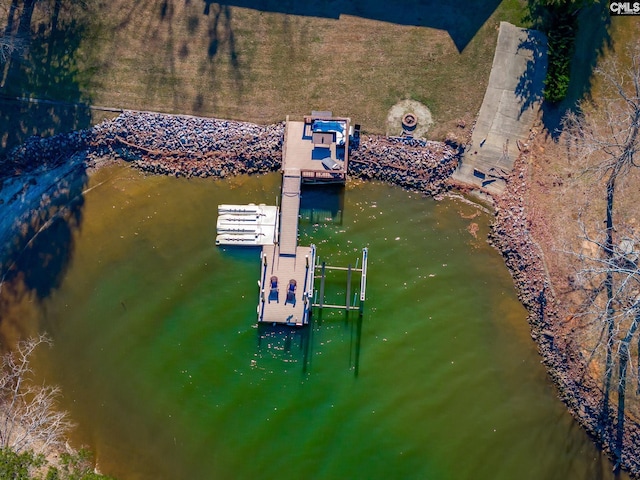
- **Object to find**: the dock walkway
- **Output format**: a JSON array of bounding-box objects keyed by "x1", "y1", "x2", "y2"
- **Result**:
[
  {"x1": 279, "y1": 169, "x2": 302, "y2": 255},
  {"x1": 258, "y1": 165, "x2": 312, "y2": 326}
]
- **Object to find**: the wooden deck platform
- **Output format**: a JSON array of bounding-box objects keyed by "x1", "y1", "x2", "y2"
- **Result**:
[
  {"x1": 258, "y1": 244, "x2": 315, "y2": 325},
  {"x1": 283, "y1": 116, "x2": 350, "y2": 183}
]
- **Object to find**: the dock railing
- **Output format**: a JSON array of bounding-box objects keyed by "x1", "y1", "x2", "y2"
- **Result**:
[
  {"x1": 303, "y1": 244, "x2": 317, "y2": 324},
  {"x1": 300, "y1": 169, "x2": 346, "y2": 183}
]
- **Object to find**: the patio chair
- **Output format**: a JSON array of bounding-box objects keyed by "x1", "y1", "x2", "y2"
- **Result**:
[
  {"x1": 268, "y1": 276, "x2": 279, "y2": 303},
  {"x1": 285, "y1": 279, "x2": 297, "y2": 305}
]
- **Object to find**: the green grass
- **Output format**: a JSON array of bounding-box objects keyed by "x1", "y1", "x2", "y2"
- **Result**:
[{"x1": 1, "y1": 0, "x2": 528, "y2": 151}]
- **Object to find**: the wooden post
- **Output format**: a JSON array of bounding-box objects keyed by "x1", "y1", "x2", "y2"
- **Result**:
[
  {"x1": 346, "y1": 264, "x2": 352, "y2": 311},
  {"x1": 319, "y1": 262, "x2": 326, "y2": 310},
  {"x1": 359, "y1": 247, "x2": 368, "y2": 316}
]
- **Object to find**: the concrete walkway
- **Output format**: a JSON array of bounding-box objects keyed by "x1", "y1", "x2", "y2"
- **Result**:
[{"x1": 453, "y1": 22, "x2": 547, "y2": 195}]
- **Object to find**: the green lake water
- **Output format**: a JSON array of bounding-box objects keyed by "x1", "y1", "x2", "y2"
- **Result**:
[{"x1": 24, "y1": 164, "x2": 625, "y2": 479}]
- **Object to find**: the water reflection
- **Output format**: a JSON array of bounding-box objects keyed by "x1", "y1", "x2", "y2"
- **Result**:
[
  {"x1": 299, "y1": 183, "x2": 345, "y2": 225},
  {"x1": 21, "y1": 166, "x2": 630, "y2": 479},
  {"x1": 0, "y1": 161, "x2": 88, "y2": 347},
  {"x1": 256, "y1": 323, "x2": 311, "y2": 371}
]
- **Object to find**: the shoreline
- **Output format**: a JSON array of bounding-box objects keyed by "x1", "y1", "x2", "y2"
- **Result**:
[
  {"x1": 489, "y1": 136, "x2": 640, "y2": 478},
  {"x1": 1, "y1": 112, "x2": 459, "y2": 283},
  {"x1": 3, "y1": 111, "x2": 458, "y2": 190},
  {"x1": 2, "y1": 111, "x2": 638, "y2": 477}
]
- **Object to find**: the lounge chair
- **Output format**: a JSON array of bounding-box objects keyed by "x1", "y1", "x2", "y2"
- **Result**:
[
  {"x1": 285, "y1": 279, "x2": 297, "y2": 305},
  {"x1": 268, "y1": 276, "x2": 279, "y2": 303},
  {"x1": 321, "y1": 157, "x2": 342, "y2": 170}
]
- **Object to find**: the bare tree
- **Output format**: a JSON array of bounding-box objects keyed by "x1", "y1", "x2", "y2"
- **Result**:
[
  {"x1": 564, "y1": 41, "x2": 640, "y2": 246},
  {"x1": 563, "y1": 39, "x2": 640, "y2": 373},
  {"x1": 575, "y1": 225, "x2": 640, "y2": 357},
  {"x1": 0, "y1": 34, "x2": 27, "y2": 64},
  {"x1": 0, "y1": 334, "x2": 73, "y2": 455},
  {"x1": 563, "y1": 41, "x2": 640, "y2": 471},
  {"x1": 572, "y1": 223, "x2": 640, "y2": 470}
]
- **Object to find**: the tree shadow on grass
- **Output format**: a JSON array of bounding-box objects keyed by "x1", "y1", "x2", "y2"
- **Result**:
[
  {"x1": 202, "y1": 3, "x2": 242, "y2": 90},
  {"x1": 214, "y1": 0, "x2": 501, "y2": 52},
  {"x1": 0, "y1": 0, "x2": 93, "y2": 161},
  {"x1": 0, "y1": 99, "x2": 91, "y2": 163}
]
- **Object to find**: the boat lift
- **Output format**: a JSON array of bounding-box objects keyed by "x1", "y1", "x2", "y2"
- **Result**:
[{"x1": 312, "y1": 247, "x2": 368, "y2": 315}]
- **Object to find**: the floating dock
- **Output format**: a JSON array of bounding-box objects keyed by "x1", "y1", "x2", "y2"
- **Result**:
[
  {"x1": 216, "y1": 112, "x2": 367, "y2": 326},
  {"x1": 215, "y1": 204, "x2": 279, "y2": 246}
]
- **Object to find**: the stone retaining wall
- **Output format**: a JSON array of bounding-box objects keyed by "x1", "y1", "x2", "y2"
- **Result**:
[{"x1": 2, "y1": 112, "x2": 458, "y2": 197}]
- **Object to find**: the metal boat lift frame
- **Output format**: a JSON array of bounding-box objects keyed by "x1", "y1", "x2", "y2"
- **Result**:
[{"x1": 312, "y1": 247, "x2": 368, "y2": 315}]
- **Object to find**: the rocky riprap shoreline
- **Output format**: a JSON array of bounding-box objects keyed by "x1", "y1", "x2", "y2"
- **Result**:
[
  {"x1": 90, "y1": 112, "x2": 286, "y2": 177},
  {"x1": 2, "y1": 128, "x2": 93, "y2": 177},
  {"x1": 0, "y1": 112, "x2": 284, "y2": 179},
  {"x1": 350, "y1": 135, "x2": 457, "y2": 196},
  {"x1": 489, "y1": 148, "x2": 640, "y2": 478},
  {"x1": 1, "y1": 111, "x2": 458, "y2": 197}
]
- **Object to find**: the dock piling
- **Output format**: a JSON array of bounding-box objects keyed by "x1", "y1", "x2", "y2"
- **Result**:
[
  {"x1": 319, "y1": 262, "x2": 326, "y2": 310},
  {"x1": 346, "y1": 264, "x2": 352, "y2": 311}
]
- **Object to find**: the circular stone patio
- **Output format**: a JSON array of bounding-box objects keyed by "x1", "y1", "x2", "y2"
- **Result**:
[{"x1": 386, "y1": 99, "x2": 434, "y2": 139}]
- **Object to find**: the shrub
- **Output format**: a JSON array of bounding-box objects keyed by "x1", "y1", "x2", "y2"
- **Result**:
[{"x1": 526, "y1": 0, "x2": 588, "y2": 103}]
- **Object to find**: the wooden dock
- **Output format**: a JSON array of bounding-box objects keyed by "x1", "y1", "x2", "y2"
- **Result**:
[
  {"x1": 254, "y1": 112, "x2": 366, "y2": 326},
  {"x1": 258, "y1": 165, "x2": 314, "y2": 325},
  {"x1": 258, "y1": 244, "x2": 315, "y2": 326},
  {"x1": 257, "y1": 119, "x2": 312, "y2": 324}
]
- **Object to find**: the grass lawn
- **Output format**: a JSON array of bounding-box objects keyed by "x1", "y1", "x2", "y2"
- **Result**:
[{"x1": 1, "y1": 0, "x2": 527, "y2": 154}]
